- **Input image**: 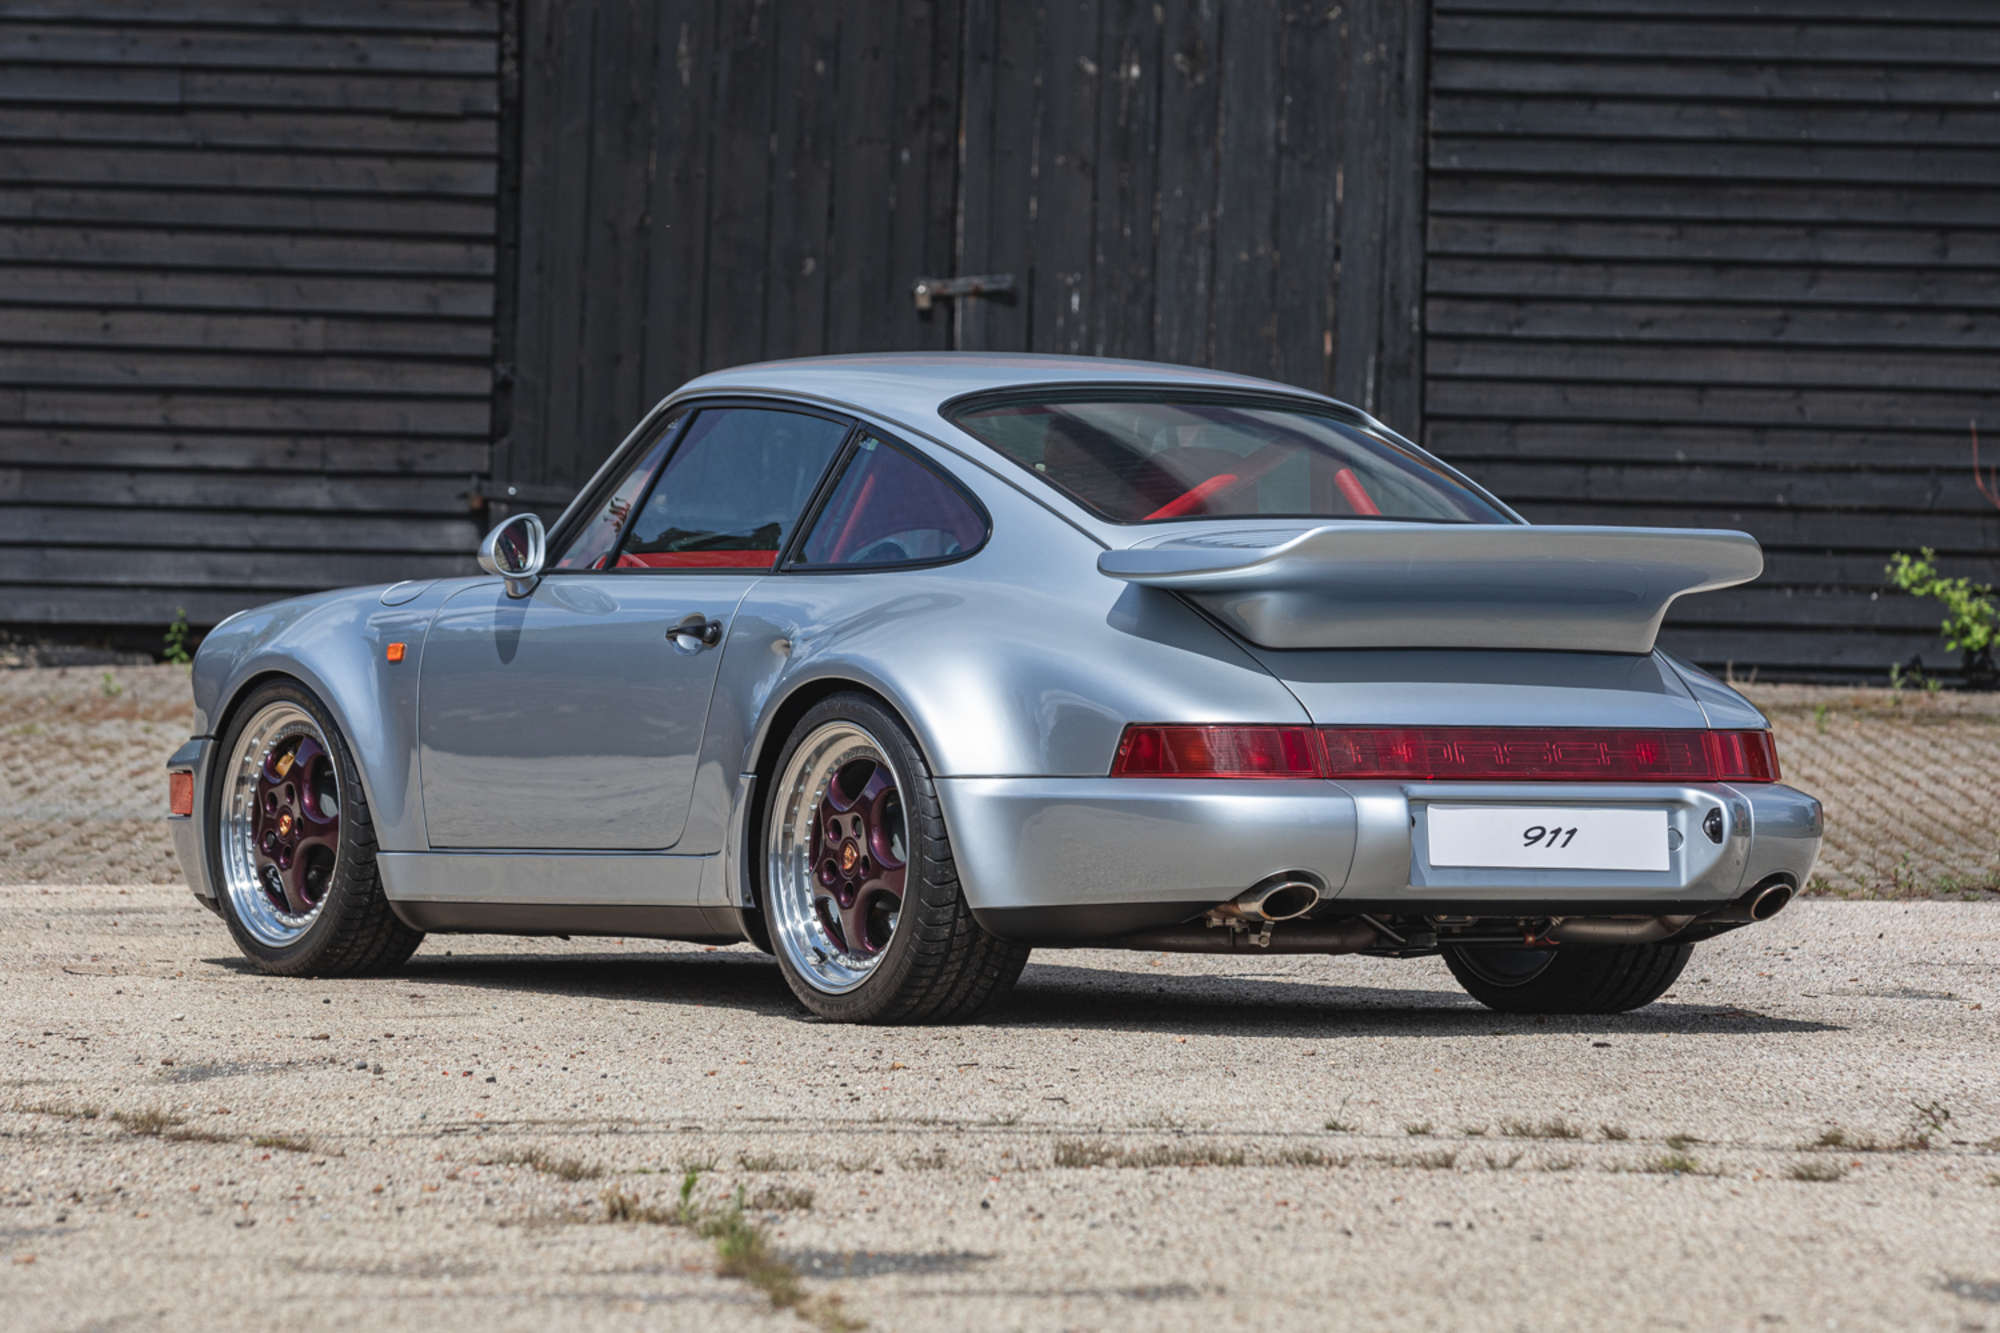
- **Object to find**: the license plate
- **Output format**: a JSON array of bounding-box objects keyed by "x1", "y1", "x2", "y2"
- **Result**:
[{"x1": 1426, "y1": 805, "x2": 1670, "y2": 872}]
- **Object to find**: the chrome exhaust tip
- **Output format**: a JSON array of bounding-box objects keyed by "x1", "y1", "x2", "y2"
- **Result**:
[
  {"x1": 1221, "y1": 874, "x2": 1323, "y2": 924},
  {"x1": 1748, "y1": 881, "x2": 1794, "y2": 921}
]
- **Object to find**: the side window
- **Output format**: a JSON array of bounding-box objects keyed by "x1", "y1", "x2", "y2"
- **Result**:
[
  {"x1": 612, "y1": 407, "x2": 849, "y2": 569},
  {"x1": 795, "y1": 434, "x2": 986, "y2": 568},
  {"x1": 551, "y1": 418, "x2": 681, "y2": 571}
]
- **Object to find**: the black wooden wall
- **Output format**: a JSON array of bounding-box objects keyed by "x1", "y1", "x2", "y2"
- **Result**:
[
  {"x1": 0, "y1": 0, "x2": 499, "y2": 627},
  {"x1": 1424, "y1": 0, "x2": 2000, "y2": 678},
  {"x1": 6, "y1": 0, "x2": 1998, "y2": 682},
  {"x1": 497, "y1": 0, "x2": 1430, "y2": 497}
]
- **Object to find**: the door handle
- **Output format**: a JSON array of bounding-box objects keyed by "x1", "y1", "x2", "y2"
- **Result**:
[{"x1": 668, "y1": 614, "x2": 723, "y2": 650}]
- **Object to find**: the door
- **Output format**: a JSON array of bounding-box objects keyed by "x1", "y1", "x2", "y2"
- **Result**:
[{"x1": 418, "y1": 403, "x2": 852, "y2": 850}]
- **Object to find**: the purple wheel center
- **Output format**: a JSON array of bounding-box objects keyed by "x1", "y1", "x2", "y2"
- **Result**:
[
  {"x1": 249, "y1": 734, "x2": 338, "y2": 916},
  {"x1": 807, "y1": 759, "x2": 905, "y2": 957}
]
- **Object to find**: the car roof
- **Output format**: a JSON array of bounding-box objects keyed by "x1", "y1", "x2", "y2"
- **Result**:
[{"x1": 669, "y1": 352, "x2": 1352, "y2": 430}]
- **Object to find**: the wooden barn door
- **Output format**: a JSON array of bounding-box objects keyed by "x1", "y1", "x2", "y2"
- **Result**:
[
  {"x1": 500, "y1": 1, "x2": 1431, "y2": 497},
  {"x1": 949, "y1": 0, "x2": 1430, "y2": 430}
]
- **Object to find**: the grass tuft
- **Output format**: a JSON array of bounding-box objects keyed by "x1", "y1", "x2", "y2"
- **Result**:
[
  {"x1": 1499, "y1": 1117, "x2": 1582, "y2": 1141},
  {"x1": 253, "y1": 1134, "x2": 315, "y2": 1155},
  {"x1": 1638, "y1": 1151, "x2": 1703, "y2": 1176},
  {"x1": 601, "y1": 1174, "x2": 858, "y2": 1331},
  {"x1": 1053, "y1": 1139, "x2": 1249, "y2": 1169},
  {"x1": 489, "y1": 1148, "x2": 603, "y2": 1182},
  {"x1": 735, "y1": 1152, "x2": 795, "y2": 1173},
  {"x1": 111, "y1": 1107, "x2": 182, "y2": 1136},
  {"x1": 1054, "y1": 1139, "x2": 1346, "y2": 1170},
  {"x1": 744, "y1": 1183, "x2": 815, "y2": 1212}
]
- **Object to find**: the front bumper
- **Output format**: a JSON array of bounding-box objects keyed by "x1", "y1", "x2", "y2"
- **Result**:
[
  {"x1": 166, "y1": 737, "x2": 219, "y2": 908},
  {"x1": 937, "y1": 776, "x2": 1822, "y2": 926}
]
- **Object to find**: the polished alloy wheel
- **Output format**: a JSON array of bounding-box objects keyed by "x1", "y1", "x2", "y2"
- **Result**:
[
  {"x1": 219, "y1": 701, "x2": 341, "y2": 948},
  {"x1": 767, "y1": 721, "x2": 909, "y2": 994}
]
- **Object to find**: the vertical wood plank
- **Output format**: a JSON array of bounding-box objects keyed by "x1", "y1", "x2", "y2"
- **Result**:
[
  {"x1": 1209, "y1": 1, "x2": 1280, "y2": 378},
  {"x1": 501, "y1": 0, "x2": 554, "y2": 489},
  {"x1": 702, "y1": 0, "x2": 776, "y2": 370},
  {"x1": 1090, "y1": 0, "x2": 1160, "y2": 360},
  {"x1": 1334, "y1": 0, "x2": 1388, "y2": 416},
  {"x1": 1273, "y1": 0, "x2": 1341, "y2": 393},
  {"x1": 640, "y1": 0, "x2": 716, "y2": 405},
  {"x1": 890, "y1": 0, "x2": 963, "y2": 350},
  {"x1": 1152, "y1": 0, "x2": 1218, "y2": 367},
  {"x1": 1029, "y1": 0, "x2": 1100, "y2": 356},
  {"x1": 764, "y1": 0, "x2": 838, "y2": 358},
  {"x1": 576, "y1": 0, "x2": 658, "y2": 478},
  {"x1": 1375, "y1": 0, "x2": 1427, "y2": 431},
  {"x1": 826, "y1": 0, "x2": 897, "y2": 351},
  {"x1": 955, "y1": 0, "x2": 1035, "y2": 351},
  {"x1": 538, "y1": 0, "x2": 598, "y2": 481}
]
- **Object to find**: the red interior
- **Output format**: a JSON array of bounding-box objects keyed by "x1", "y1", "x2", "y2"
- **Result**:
[{"x1": 605, "y1": 549, "x2": 778, "y2": 570}]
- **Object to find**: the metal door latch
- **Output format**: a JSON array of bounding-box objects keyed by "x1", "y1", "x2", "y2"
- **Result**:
[
  {"x1": 911, "y1": 273, "x2": 1016, "y2": 312},
  {"x1": 669, "y1": 614, "x2": 723, "y2": 650}
]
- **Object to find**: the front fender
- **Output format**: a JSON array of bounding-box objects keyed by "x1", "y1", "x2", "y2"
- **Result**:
[{"x1": 190, "y1": 579, "x2": 479, "y2": 852}]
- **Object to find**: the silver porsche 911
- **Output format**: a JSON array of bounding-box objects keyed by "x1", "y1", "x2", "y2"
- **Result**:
[{"x1": 167, "y1": 354, "x2": 1821, "y2": 1022}]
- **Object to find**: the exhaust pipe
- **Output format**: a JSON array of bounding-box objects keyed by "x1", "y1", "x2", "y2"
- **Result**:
[
  {"x1": 1118, "y1": 918, "x2": 1380, "y2": 954},
  {"x1": 1538, "y1": 878, "x2": 1796, "y2": 945},
  {"x1": 1539, "y1": 915, "x2": 1696, "y2": 945},
  {"x1": 1211, "y1": 874, "x2": 1323, "y2": 925},
  {"x1": 1700, "y1": 877, "x2": 1795, "y2": 925},
  {"x1": 1748, "y1": 881, "x2": 1794, "y2": 920}
]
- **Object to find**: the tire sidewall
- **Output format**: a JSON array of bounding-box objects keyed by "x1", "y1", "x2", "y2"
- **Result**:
[
  {"x1": 209, "y1": 679, "x2": 379, "y2": 975},
  {"x1": 761, "y1": 694, "x2": 939, "y2": 1020}
]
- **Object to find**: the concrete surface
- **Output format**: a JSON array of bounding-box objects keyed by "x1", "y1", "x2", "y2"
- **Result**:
[{"x1": 3, "y1": 885, "x2": 1996, "y2": 1330}]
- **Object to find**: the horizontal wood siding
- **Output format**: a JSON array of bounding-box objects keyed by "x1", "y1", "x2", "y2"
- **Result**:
[
  {"x1": 1426, "y1": 0, "x2": 2000, "y2": 680},
  {"x1": 0, "y1": 0, "x2": 499, "y2": 628}
]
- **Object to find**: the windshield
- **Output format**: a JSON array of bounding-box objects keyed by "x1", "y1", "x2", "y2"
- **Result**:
[{"x1": 947, "y1": 394, "x2": 1508, "y2": 525}]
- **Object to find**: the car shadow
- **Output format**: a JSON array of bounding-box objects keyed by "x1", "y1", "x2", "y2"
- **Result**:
[
  {"x1": 994, "y1": 960, "x2": 1843, "y2": 1037},
  {"x1": 206, "y1": 948, "x2": 1841, "y2": 1037}
]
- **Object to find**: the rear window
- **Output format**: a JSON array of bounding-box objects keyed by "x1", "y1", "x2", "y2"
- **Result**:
[{"x1": 947, "y1": 394, "x2": 1507, "y2": 524}]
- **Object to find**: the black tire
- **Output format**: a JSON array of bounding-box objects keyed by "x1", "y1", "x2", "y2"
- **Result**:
[
  {"x1": 1442, "y1": 941, "x2": 1693, "y2": 1014},
  {"x1": 209, "y1": 678, "x2": 423, "y2": 977},
  {"x1": 760, "y1": 692, "x2": 1029, "y2": 1024}
]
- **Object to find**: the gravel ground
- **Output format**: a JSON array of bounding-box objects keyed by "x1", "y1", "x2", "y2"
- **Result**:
[
  {"x1": 4, "y1": 664, "x2": 1996, "y2": 897},
  {"x1": 3, "y1": 887, "x2": 1998, "y2": 1330}
]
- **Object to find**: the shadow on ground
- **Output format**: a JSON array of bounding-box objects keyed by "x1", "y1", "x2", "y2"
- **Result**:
[{"x1": 204, "y1": 948, "x2": 1842, "y2": 1038}]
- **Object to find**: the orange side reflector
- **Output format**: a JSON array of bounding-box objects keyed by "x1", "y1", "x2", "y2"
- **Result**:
[
  {"x1": 168, "y1": 770, "x2": 194, "y2": 817},
  {"x1": 385, "y1": 642, "x2": 406, "y2": 663}
]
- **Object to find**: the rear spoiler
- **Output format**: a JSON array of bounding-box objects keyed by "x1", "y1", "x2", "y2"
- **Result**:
[{"x1": 1096, "y1": 523, "x2": 1762, "y2": 654}]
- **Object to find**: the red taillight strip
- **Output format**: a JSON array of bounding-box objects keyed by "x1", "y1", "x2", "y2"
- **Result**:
[
  {"x1": 1111, "y1": 725, "x2": 1323, "y2": 778},
  {"x1": 1111, "y1": 725, "x2": 1780, "y2": 783}
]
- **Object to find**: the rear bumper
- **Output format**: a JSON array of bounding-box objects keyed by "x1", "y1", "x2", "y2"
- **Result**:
[
  {"x1": 937, "y1": 775, "x2": 1822, "y2": 926},
  {"x1": 166, "y1": 737, "x2": 219, "y2": 908}
]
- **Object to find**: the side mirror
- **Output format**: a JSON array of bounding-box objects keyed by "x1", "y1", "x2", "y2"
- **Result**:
[{"x1": 477, "y1": 513, "x2": 546, "y2": 599}]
